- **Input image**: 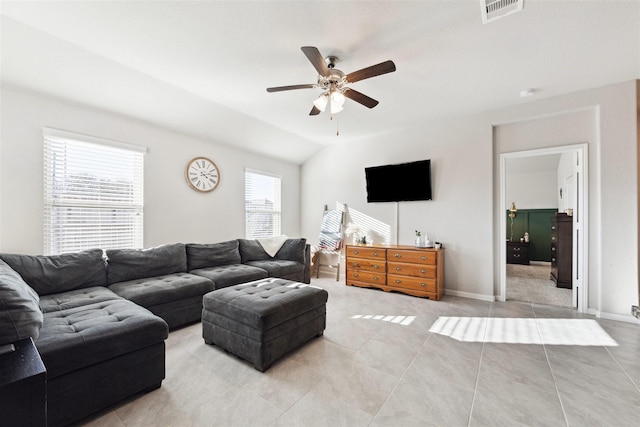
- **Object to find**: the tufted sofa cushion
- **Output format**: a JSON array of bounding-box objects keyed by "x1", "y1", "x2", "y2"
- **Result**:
[
  {"x1": 36, "y1": 297, "x2": 168, "y2": 379},
  {"x1": 106, "y1": 243, "x2": 187, "y2": 285},
  {"x1": 0, "y1": 249, "x2": 107, "y2": 296},
  {"x1": 190, "y1": 264, "x2": 268, "y2": 290},
  {"x1": 244, "y1": 260, "x2": 303, "y2": 278},
  {"x1": 186, "y1": 240, "x2": 241, "y2": 270},
  {"x1": 39, "y1": 286, "x2": 122, "y2": 313},
  {"x1": 108, "y1": 272, "x2": 214, "y2": 308},
  {"x1": 0, "y1": 259, "x2": 43, "y2": 345}
]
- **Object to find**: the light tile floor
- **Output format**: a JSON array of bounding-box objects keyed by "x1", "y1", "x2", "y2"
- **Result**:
[{"x1": 85, "y1": 276, "x2": 640, "y2": 426}]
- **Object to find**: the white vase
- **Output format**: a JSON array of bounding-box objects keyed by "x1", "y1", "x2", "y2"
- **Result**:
[{"x1": 415, "y1": 236, "x2": 425, "y2": 247}]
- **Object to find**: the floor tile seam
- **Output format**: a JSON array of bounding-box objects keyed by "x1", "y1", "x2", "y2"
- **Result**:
[
  {"x1": 601, "y1": 345, "x2": 640, "y2": 394},
  {"x1": 366, "y1": 329, "x2": 433, "y2": 427},
  {"x1": 534, "y1": 306, "x2": 571, "y2": 427},
  {"x1": 466, "y1": 309, "x2": 490, "y2": 427}
]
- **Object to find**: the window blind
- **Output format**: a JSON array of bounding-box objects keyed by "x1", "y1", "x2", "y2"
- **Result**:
[
  {"x1": 43, "y1": 129, "x2": 145, "y2": 255},
  {"x1": 244, "y1": 170, "x2": 281, "y2": 239}
]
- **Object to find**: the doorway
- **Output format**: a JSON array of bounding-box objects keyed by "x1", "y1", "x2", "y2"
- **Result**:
[{"x1": 499, "y1": 144, "x2": 588, "y2": 312}]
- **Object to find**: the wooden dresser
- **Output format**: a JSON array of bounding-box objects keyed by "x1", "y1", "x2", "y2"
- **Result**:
[
  {"x1": 550, "y1": 213, "x2": 572, "y2": 288},
  {"x1": 345, "y1": 245, "x2": 444, "y2": 300},
  {"x1": 506, "y1": 241, "x2": 530, "y2": 265}
]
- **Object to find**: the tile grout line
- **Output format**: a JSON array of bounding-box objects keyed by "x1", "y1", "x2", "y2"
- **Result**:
[
  {"x1": 532, "y1": 304, "x2": 571, "y2": 427},
  {"x1": 466, "y1": 300, "x2": 491, "y2": 427},
  {"x1": 601, "y1": 337, "x2": 640, "y2": 394},
  {"x1": 367, "y1": 296, "x2": 455, "y2": 426}
]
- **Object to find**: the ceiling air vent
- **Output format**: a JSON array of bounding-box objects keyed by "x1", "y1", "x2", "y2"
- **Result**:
[{"x1": 481, "y1": 0, "x2": 524, "y2": 24}]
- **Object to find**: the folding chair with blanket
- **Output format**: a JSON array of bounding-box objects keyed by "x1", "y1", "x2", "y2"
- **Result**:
[{"x1": 315, "y1": 206, "x2": 345, "y2": 281}]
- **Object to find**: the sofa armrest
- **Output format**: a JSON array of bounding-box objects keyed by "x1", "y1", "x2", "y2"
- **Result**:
[{"x1": 303, "y1": 244, "x2": 311, "y2": 284}]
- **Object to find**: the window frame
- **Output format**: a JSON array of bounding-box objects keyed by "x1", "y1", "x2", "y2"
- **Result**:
[
  {"x1": 43, "y1": 127, "x2": 146, "y2": 255},
  {"x1": 244, "y1": 168, "x2": 282, "y2": 239}
]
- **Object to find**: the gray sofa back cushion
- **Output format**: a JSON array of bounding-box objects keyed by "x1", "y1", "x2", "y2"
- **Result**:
[
  {"x1": 0, "y1": 259, "x2": 43, "y2": 345},
  {"x1": 0, "y1": 249, "x2": 107, "y2": 296},
  {"x1": 239, "y1": 238, "x2": 307, "y2": 264},
  {"x1": 106, "y1": 243, "x2": 187, "y2": 285},
  {"x1": 238, "y1": 239, "x2": 271, "y2": 262},
  {"x1": 274, "y1": 238, "x2": 307, "y2": 264},
  {"x1": 186, "y1": 240, "x2": 241, "y2": 270}
]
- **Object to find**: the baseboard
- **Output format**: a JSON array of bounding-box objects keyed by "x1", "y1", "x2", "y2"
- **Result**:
[
  {"x1": 587, "y1": 308, "x2": 640, "y2": 325},
  {"x1": 444, "y1": 289, "x2": 496, "y2": 302}
]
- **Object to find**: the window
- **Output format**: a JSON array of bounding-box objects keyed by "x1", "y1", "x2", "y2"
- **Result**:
[
  {"x1": 43, "y1": 128, "x2": 146, "y2": 255},
  {"x1": 244, "y1": 169, "x2": 281, "y2": 239}
]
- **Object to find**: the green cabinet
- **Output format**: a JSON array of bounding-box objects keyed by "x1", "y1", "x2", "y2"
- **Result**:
[{"x1": 506, "y1": 209, "x2": 557, "y2": 262}]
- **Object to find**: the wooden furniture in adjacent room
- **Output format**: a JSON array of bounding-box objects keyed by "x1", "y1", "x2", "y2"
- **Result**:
[
  {"x1": 551, "y1": 213, "x2": 573, "y2": 288},
  {"x1": 506, "y1": 241, "x2": 530, "y2": 265},
  {"x1": 345, "y1": 245, "x2": 444, "y2": 300}
]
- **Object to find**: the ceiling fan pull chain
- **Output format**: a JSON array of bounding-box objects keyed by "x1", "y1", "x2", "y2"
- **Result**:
[{"x1": 336, "y1": 115, "x2": 340, "y2": 136}]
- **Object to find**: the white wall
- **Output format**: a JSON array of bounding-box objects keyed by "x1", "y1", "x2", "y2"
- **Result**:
[
  {"x1": 506, "y1": 169, "x2": 558, "y2": 210},
  {"x1": 302, "y1": 117, "x2": 494, "y2": 299},
  {"x1": 557, "y1": 151, "x2": 575, "y2": 213},
  {"x1": 0, "y1": 87, "x2": 302, "y2": 254},
  {"x1": 302, "y1": 80, "x2": 639, "y2": 321}
]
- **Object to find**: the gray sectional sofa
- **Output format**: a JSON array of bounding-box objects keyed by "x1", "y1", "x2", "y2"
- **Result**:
[{"x1": 0, "y1": 238, "x2": 309, "y2": 426}]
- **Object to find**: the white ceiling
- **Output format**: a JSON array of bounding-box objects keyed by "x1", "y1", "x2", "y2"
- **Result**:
[{"x1": 1, "y1": 1, "x2": 638, "y2": 164}]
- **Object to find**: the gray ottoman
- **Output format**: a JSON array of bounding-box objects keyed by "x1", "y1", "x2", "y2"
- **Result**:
[{"x1": 202, "y1": 278, "x2": 328, "y2": 371}]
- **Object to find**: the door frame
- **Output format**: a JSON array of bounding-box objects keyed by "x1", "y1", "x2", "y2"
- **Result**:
[{"x1": 499, "y1": 143, "x2": 588, "y2": 312}]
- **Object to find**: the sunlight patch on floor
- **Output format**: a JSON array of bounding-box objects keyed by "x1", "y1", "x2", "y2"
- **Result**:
[
  {"x1": 351, "y1": 314, "x2": 416, "y2": 325},
  {"x1": 429, "y1": 317, "x2": 618, "y2": 346}
]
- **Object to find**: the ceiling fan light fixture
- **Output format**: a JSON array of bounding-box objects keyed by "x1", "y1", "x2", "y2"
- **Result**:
[
  {"x1": 313, "y1": 93, "x2": 329, "y2": 112},
  {"x1": 329, "y1": 90, "x2": 345, "y2": 114}
]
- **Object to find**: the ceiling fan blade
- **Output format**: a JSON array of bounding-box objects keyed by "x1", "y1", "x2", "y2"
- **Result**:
[
  {"x1": 309, "y1": 105, "x2": 321, "y2": 116},
  {"x1": 266, "y1": 84, "x2": 316, "y2": 93},
  {"x1": 343, "y1": 88, "x2": 379, "y2": 108},
  {"x1": 301, "y1": 46, "x2": 330, "y2": 77},
  {"x1": 346, "y1": 60, "x2": 396, "y2": 84}
]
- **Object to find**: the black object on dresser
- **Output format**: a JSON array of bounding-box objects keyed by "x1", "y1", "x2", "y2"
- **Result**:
[
  {"x1": 0, "y1": 338, "x2": 46, "y2": 427},
  {"x1": 506, "y1": 241, "x2": 530, "y2": 265},
  {"x1": 551, "y1": 213, "x2": 573, "y2": 288}
]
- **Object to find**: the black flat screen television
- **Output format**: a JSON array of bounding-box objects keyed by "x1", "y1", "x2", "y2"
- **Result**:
[{"x1": 365, "y1": 159, "x2": 432, "y2": 202}]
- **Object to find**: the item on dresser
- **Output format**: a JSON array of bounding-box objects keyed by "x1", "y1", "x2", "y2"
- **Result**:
[{"x1": 345, "y1": 245, "x2": 444, "y2": 300}]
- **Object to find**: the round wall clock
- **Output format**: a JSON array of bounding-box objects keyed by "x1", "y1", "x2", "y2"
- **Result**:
[{"x1": 185, "y1": 156, "x2": 220, "y2": 192}]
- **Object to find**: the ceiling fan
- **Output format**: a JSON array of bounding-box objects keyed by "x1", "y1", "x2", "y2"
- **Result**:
[{"x1": 266, "y1": 46, "x2": 396, "y2": 116}]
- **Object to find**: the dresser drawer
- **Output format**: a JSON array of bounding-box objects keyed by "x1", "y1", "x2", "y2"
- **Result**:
[
  {"x1": 387, "y1": 274, "x2": 436, "y2": 292},
  {"x1": 346, "y1": 258, "x2": 386, "y2": 273},
  {"x1": 346, "y1": 246, "x2": 386, "y2": 260},
  {"x1": 347, "y1": 269, "x2": 385, "y2": 284},
  {"x1": 387, "y1": 249, "x2": 436, "y2": 264},
  {"x1": 387, "y1": 262, "x2": 435, "y2": 279}
]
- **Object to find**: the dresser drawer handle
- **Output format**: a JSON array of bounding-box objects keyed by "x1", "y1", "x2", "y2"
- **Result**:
[
  {"x1": 373, "y1": 252, "x2": 379, "y2": 256},
  {"x1": 353, "y1": 273, "x2": 359, "y2": 277},
  {"x1": 373, "y1": 276, "x2": 380, "y2": 281},
  {"x1": 420, "y1": 256, "x2": 426, "y2": 260},
  {"x1": 420, "y1": 283, "x2": 426, "y2": 288},
  {"x1": 395, "y1": 266, "x2": 402, "y2": 271},
  {"x1": 373, "y1": 265, "x2": 379, "y2": 269},
  {"x1": 513, "y1": 254, "x2": 520, "y2": 258},
  {"x1": 420, "y1": 269, "x2": 426, "y2": 274},
  {"x1": 551, "y1": 247, "x2": 556, "y2": 252},
  {"x1": 353, "y1": 250, "x2": 359, "y2": 255},
  {"x1": 513, "y1": 247, "x2": 521, "y2": 252},
  {"x1": 394, "y1": 253, "x2": 402, "y2": 258},
  {"x1": 353, "y1": 262, "x2": 360, "y2": 267},
  {"x1": 395, "y1": 279, "x2": 401, "y2": 284}
]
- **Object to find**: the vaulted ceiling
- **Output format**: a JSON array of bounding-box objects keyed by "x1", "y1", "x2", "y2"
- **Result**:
[{"x1": 1, "y1": 1, "x2": 638, "y2": 164}]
